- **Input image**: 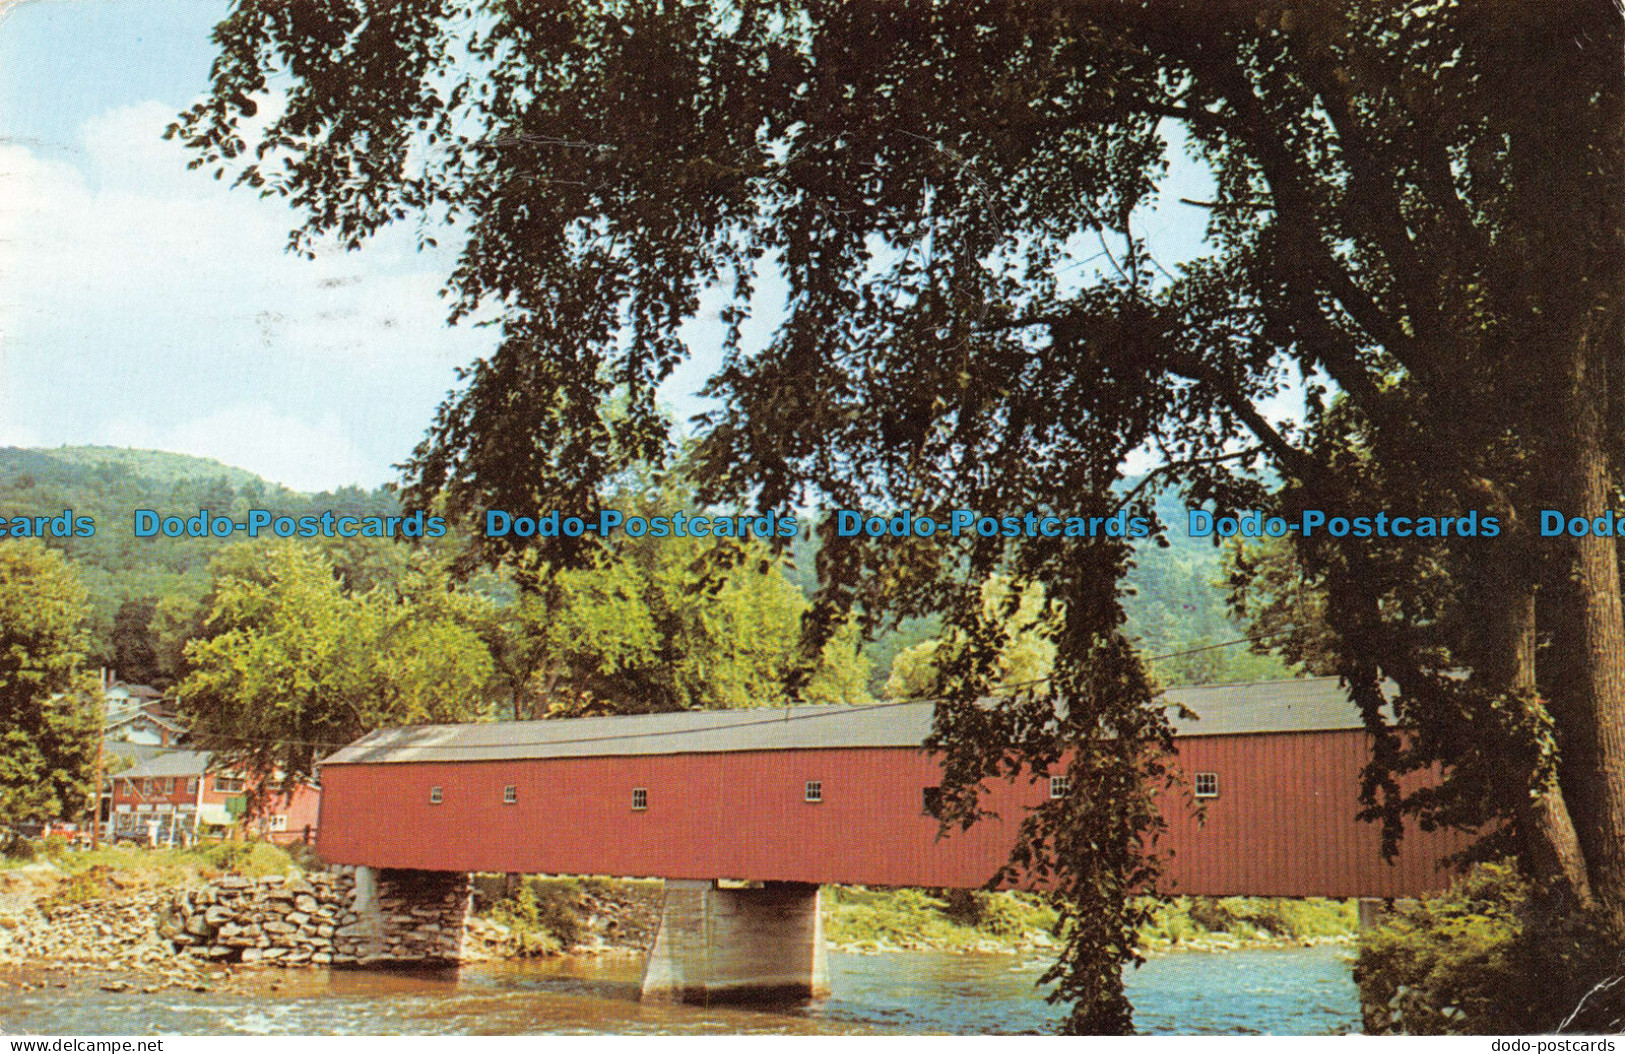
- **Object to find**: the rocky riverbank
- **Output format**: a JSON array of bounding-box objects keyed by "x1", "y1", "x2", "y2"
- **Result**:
[
  {"x1": 0, "y1": 873, "x2": 216, "y2": 989},
  {"x1": 0, "y1": 861, "x2": 656, "y2": 983}
]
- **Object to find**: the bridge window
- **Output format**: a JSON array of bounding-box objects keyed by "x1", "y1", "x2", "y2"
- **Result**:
[
  {"x1": 503, "y1": 785, "x2": 517, "y2": 804},
  {"x1": 632, "y1": 787, "x2": 648, "y2": 811},
  {"x1": 804, "y1": 780, "x2": 822, "y2": 803},
  {"x1": 1049, "y1": 776, "x2": 1068, "y2": 799},
  {"x1": 1194, "y1": 772, "x2": 1219, "y2": 798},
  {"x1": 429, "y1": 786, "x2": 443, "y2": 804}
]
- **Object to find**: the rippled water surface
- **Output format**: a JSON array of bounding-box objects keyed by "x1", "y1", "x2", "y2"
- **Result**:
[{"x1": 1, "y1": 945, "x2": 1359, "y2": 1036}]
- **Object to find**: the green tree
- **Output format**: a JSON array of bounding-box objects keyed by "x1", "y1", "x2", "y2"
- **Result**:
[
  {"x1": 483, "y1": 490, "x2": 872, "y2": 716},
  {"x1": 886, "y1": 577, "x2": 1055, "y2": 698},
  {"x1": 0, "y1": 541, "x2": 98, "y2": 823},
  {"x1": 172, "y1": 0, "x2": 1625, "y2": 1029},
  {"x1": 176, "y1": 541, "x2": 494, "y2": 799},
  {"x1": 108, "y1": 596, "x2": 163, "y2": 687}
]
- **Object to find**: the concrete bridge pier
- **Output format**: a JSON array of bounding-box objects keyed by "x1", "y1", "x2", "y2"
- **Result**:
[{"x1": 640, "y1": 879, "x2": 829, "y2": 1004}]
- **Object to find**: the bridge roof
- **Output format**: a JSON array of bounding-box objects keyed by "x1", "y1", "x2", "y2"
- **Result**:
[{"x1": 320, "y1": 676, "x2": 1375, "y2": 767}]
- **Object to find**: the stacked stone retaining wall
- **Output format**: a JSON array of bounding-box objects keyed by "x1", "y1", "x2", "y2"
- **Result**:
[{"x1": 159, "y1": 867, "x2": 470, "y2": 967}]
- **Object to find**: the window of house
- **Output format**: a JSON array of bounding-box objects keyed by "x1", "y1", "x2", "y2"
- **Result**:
[
  {"x1": 921, "y1": 786, "x2": 943, "y2": 817},
  {"x1": 215, "y1": 776, "x2": 245, "y2": 793},
  {"x1": 268, "y1": 814, "x2": 288, "y2": 832},
  {"x1": 429, "y1": 786, "x2": 443, "y2": 804},
  {"x1": 1049, "y1": 776, "x2": 1069, "y2": 799},
  {"x1": 186, "y1": 777, "x2": 199, "y2": 796},
  {"x1": 1194, "y1": 772, "x2": 1219, "y2": 798},
  {"x1": 503, "y1": 785, "x2": 517, "y2": 804},
  {"x1": 804, "y1": 780, "x2": 822, "y2": 803},
  {"x1": 163, "y1": 777, "x2": 175, "y2": 795},
  {"x1": 631, "y1": 787, "x2": 648, "y2": 811},
  {"x1": 141, "y1": 778, "x2": 153, "y2": 796},
  {"x1": 122, "y1": 779, "x2": 135, "y2": 796}
]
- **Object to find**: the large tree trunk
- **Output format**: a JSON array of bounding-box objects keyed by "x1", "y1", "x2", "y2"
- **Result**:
[
  {"x1": 1552, "y1": 344, "x2": 1625, "y2": 935},
  {"x1": 1501, "y1": 591, "x2": 1593, "y2": 908}
]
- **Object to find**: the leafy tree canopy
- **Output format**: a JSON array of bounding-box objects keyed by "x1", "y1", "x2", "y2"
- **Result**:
[
  {"x1": 175, "y1": 541, "x2": 495, "y2": 797},
  {"x1": 885, "y1": 576, "x2": 1055, "y2": 698},
  {"x1": 482, "y1": 480, "x2": 872, "y2": 716},
  {"x1": 174, "y1": 0, "x2": 1625, "y2": 1029},
  {"x1": 0, "y1": 445, "x2": 402, "y2": 679},
  {"x1": 0, "y1": 540, "x2": 98, "y2": 822}
]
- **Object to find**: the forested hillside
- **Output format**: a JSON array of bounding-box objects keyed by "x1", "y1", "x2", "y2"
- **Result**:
[{"x1": 0, "y1": 446, "x2": 399, "y2": 677}]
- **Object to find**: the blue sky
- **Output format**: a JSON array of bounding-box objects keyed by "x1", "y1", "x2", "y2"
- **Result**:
[{"x1": 0, "y1": 0, "x2": 1221, "y2": 493}]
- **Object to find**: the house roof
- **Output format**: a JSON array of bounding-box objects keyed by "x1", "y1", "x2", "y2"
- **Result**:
[
  {"x1": 115, "y1": 750, "x2": 211, "y2": 780},
  {"x1": 106, "y1": 682, "x2": 165, "y2": 699},
  {"x1": 106, "y1": 709, "x2": 186, "y2": 733},
  {"x1": 319, "y1": 675, "x2": 1380, "y2": 767},
  {"x1": 104, "y1": 740, "x2": 171, "y2": 765}
]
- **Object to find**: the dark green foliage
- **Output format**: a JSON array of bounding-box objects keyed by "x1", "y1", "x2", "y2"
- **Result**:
[
  {"x1": 0, "y1": 540, "x2": 98, "y2": 823},
  {"x1": 0, "y1": 833, "x2": 37, "y2": 862},
  {"x1": 941, "y1": 887, "x2": 992, "y2": 928},
  {"x1": 109, "y1": 597, "x2": 162, "y2": 687},
  {"x1": 480, "y1": 482, "x2": 872, "y2": 717},
  {"x1": 1357, "y1": 864, "x2": 1625, "y2": 1034}
]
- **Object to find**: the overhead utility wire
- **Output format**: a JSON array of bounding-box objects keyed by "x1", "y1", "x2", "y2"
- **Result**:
[{"x1": 277, "y1": 628, "x2": 1299, "y2": 756}]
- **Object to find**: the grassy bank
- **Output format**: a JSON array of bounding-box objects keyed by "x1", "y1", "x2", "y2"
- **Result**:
[
  {"x1": 1, "y1": 839, "x2": 306, "y2": 897},
  {"x1": 825, "y1": 887, "x2": 1357, "y2": 955},
  {"x1": 1139, "y1": 894, "x2": 1356, "y2": 952},
  {"x1": 1, "y1": 840, "x2": 306, "y2": 904},
  {"x1": 825, "y1": 887, "x2": 1060, "y2": 953}
]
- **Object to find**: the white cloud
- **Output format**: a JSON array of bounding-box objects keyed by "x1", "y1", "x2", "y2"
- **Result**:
[
  {"x1": 99, "y1": 404, "x2": 376, "y2": 493},
  {"x1": 0, "y1": 100, "x2": 495, "y2": 488}
]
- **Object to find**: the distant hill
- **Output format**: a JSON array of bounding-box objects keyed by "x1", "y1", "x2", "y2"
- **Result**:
[
  {"x1": 10, "y1": 446, "x2": 270, "y2": 489},
  {"x1": 0, "y1": 446, "x2": 401, "y2": 678}
]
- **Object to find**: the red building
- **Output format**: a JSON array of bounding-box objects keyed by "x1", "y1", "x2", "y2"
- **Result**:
[
  {"x1": 316, "y1": 677, "x2": 1475, "y2": 898},
  {"x1": 108, "y1": 750, "x2": 322, "y2": 846}
]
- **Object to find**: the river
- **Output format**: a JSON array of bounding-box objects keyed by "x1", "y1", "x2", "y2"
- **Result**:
[{"x1": 0, "y1": 945, "x2": 1360, "y2": 1036}]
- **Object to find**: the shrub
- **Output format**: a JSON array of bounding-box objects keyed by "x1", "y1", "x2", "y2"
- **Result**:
[
  {"x1": 1356, "y1": 863, "x2": 1624, "y2": 1034},
  {"x1": 200, "y1": 842, "x2": 251, "y2": 872},
  {"x1": 198, "y1": 840, "x2": 295, "y2": 876},
  {"x1": 524, "y1": 878, "x2": 584, "y2": 948},
  {"x1": 483, "y1": 880, "x2": 582, "y2": 955},
  {"x1": 1185, "y1": 897, "x2": 1236, "y2": 933},
  {"x1": 2, "y1": 834, "x2": 37, "y2": 863},
  {"x1": 40, "y1": 865, "x2": 111, "y2": 911},
  {"x1": 942, "y1": 888, "x2": 990, "y2": 927}
]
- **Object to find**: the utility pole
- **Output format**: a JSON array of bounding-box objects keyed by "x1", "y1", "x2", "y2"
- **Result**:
[{"x1": 91, "y1": 667, "x2": 106, "y2": 850}]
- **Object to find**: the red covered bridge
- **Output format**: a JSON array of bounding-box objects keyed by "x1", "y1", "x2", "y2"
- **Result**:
[
  {"x1": 317, "y1": 675, "x2": 1468, "y2": 897},
  {"x1": 315, "y1": 676, "x2": 1470, "y2": 1001}
]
